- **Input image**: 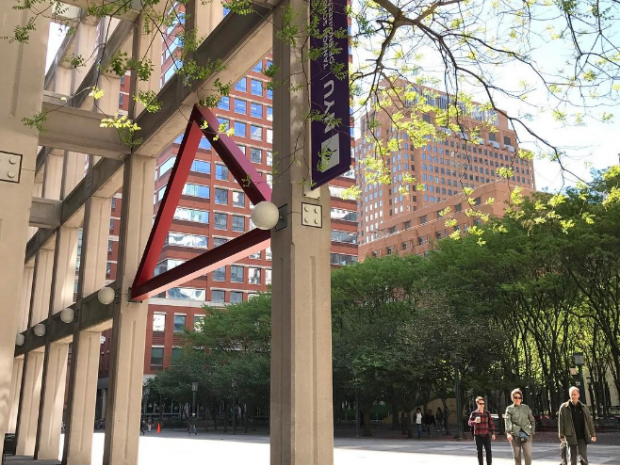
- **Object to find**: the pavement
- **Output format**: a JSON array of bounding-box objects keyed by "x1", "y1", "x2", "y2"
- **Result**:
[{"x1": 5, "y1": 431, "x2": 620, "y2": 464}]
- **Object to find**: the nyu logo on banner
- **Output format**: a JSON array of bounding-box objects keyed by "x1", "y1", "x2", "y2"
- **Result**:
[{"x1": 310, "y1": 0, "x2": 351, "y2": 189}]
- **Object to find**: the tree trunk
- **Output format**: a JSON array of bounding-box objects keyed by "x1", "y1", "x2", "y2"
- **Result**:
[
  {"x1": 244, "y1": 404, "x2": 248, "y2": 433},
  {"x1": 363, "y1": 408, "x2": 372, "y2": 437},
  {"x1": 224, "y1": 401, "x2": 228, "y2": 433},
  {"x1": 391, "y1": 401, "x2": 400, "y2": 430},
  {"x1": 405, "y1": 411, "x2": 413, "y2": 439}
]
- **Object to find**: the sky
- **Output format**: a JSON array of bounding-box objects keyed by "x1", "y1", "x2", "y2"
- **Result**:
[{"x1": 45, "y1": 6, "x2": 620, "y2": 194}]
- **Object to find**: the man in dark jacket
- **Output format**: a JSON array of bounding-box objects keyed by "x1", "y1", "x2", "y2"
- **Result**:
[{"x1": 558, "y1": 386, "x2": 597, "y2": 465}]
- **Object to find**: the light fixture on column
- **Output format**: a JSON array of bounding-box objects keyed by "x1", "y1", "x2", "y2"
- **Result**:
[
  {"x1": 60, "y1": 307, "x2": 75, "y2": 323},
  {"x1": 98, "y1": 287, "x2": 116, "y2": 305},
  {"x1": 15, "y1": 333, "x2": 25, "y2": 346},
  {"x1": 33, "y1": 324, "x2": 46, "y2": 337},
  {"x1": 251, "y1": 201, "x2": 279, "y2": 230}
]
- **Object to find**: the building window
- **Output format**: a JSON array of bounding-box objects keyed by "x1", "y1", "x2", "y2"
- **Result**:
[
  {"x1": 232, "y1": 215, "x2": 245, "y2": 232},
  {"x1": 191, "y1": 159, "x2": 211, "y2": 174},
  {"x1": 265, "y1": 268, "x2": 272, "y2": 285},
  {"x1": 214, "y1": 213, "x2": 228, "y2": 230},
  {"x1": 420, "y1": 215, "x2": 427, "y2": 224},
  {"x1": 167, "y1": 232, "x2": 208, "y2": 249},
  {"x1": 250, "y1": 147, "x2": 262, "y2": 163},
  {"x1": 212, "y1": 267, "x2": 226, "y2": 281},
  {"x1": 165, "y1": 288, "x2": 206, "y2": 301},
  {"x1": 267, "y1": 106, "x2": 273, "y2": 121},
  {"x1": 193, "y1": 315, "x2": 204, "y2": 331},
  {"x1": 331, "y1": 231, "x2": 357, "y2": 244},
  {"x1": 230, "y1": 291, "x2": 243, "y2": 304},
  {"x1": 231, "y1": 265, "x2": 244, "y2": 283},
  {"x1": 215, "y1": 165, "x2": 229, "y2": 181},
  {"x1": 217, "y1": 117, "x2": 229, "y2": 131},
  {"x1": 250, "y1": 103, "x2": 262, "y2": 119},
  {"x1": 174, "y1": 207, "x2": 209, "y2": 223},
  {"x1": 330, "y1": 253, "x2": 358, "y2": 266},
  {"x1": 232, "y1": 191, "x2": 245, "y2": 207},
  {"x1": 251, "y1": 79, "x2": 263, "y2": 96},
  {"x1": 199, "y1": 138, "x2": 211, "y2": 150},
  {"x1": 213, "y1": 237, "x2": 228, "y2": 247},
  {"x1": 212, "y1": 290, "x2": 225, "y2": 303},
  {"x1": 402, "y1": 242, "x2": 407, "y2": 250},
  {"x1": 455, "y1": 203, "x2": 462, "y2": 213},
  {"x1": 248, "y1": 267, "x2": 261, "y2": 284},
  {"x1": 251, "y1": 125, "x2": 262, "y2": 140},
  {"x1": 173, "y1": 314, "x2": 186, "y2": 333},
  {"x1": 153, "y1": 313, "x2": 166, "y2": 332},
  {"x1": 235, "y1": 78, "x2": 246, "y2": 92},
  {"x1": 182, "y1": 183, "x2": 210, "y2": 198},
  {"x1": 266, "y1": 247, "x2": 272, "y2": 260},
  {"x1": 171, "y1": 347, "x2": 183, "y2": 364},
  {"x1": 109, "y1": 218, "x2": 115, "y2": 232},
  {"x1": 150, "y1": 347, "x2": 164, "y2": 368},
  {"x1": 159, "y1": 156, "x2": 176, "y2": 176},
  {"x1": 215, "y1": 188, "x2": 228, "y2": 205},
  {"x1": 253, "y1": 61, "x2": 263, "y2": 72},
  {"x1": 267, "y1": 129, "x2": 273, "y2": 143},
  {"x1": 234, "y1": 121, "x2": 246, "y2": 137},
  {"x1": 234, "y1": 99, "x2": 247, "y2": 114},
  {"x1": 266, "y1": 151, "x2": 273, "y2": 166},
  {"x1": 218, "y1": 96, "x2": 230, "y2": 110}
]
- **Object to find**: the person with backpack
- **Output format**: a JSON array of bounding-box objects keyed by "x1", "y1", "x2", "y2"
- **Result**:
[
  {"x1": 505, "y1": 388, "x2": 535, "y2": 465},
  {"x1": 468, "y1": 396, "x2": 496, "y2": 465}
]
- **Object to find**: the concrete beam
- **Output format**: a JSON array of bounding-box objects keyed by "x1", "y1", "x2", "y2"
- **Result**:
[
  {"x1": 135, "y1": 8, "x2": 273, "y2": 157},
  {"x1": 59, "y1": 0, "x2": 142, "y2": 21},
  {"x1": 30, "y1": 198, "x2": 62, "y2": 229},
  {"x1": 39, "y1": 93, "x2": 130, "y2": 159},
  {"x1": 14, "y1": 283, "x2": 117, "y2": 359},
  {"x1": 25, "y1": 157, "x2": 124, "y2": 262}
]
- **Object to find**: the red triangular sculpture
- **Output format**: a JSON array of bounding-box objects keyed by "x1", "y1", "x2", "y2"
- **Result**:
[{"x1": 131, "y1": 106, "x2": 272, "y2": 301}]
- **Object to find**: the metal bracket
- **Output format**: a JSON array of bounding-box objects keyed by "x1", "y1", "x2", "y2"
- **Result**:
[
  {"x1": 275, "y1": 204, "x2": 288, "y2": 231},
  {"x1": 301, "y1": 203, "x2": 322, "y2": 228},
  {"x1": 0, "y1": 151, "x2": 22, "y2": 184}
]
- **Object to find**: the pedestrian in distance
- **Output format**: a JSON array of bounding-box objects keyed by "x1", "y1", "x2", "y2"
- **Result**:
[
  {"x1": 425, "y1": 409, "x2": 435, "y2": 438},
  {"x1": 436, "y1": 407, "x2": 444, "y2": 433},
  {"x1": 140, "y1": 419, "x2": 145, "y2": 436},
  {"x1": 468, "y1": 396, "x2": 496, "y2": 465},
  {"x1": 505, "y1": 388, "x2": 535, "y2": 465},
  {"x1": 147, "y1": 416, "x2": 153, "y2": 433},
  {"x1": 189, "y1": 413, "x2": 197, "y2": 435},
  {"x1": 558, "y1": 386, "x2": 597, "y2": 465},
  {"x1": 415, "y1": 408, "x2": 423, "y2": 440}
]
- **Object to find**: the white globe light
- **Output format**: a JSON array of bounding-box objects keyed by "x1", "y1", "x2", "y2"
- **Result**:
[
  {"x1": 251, "y1": 201, "x2": 279, "y2": 230},
  {"x1": 98, "y1": 287, "x2": 116, "y2": 305},
  {"x1": 15, "y1": 333, "x2": 25, "y2": 346},
  {"x1": 33, "y1": 324, "x2": 46, "y2": 337},
  {"x1": 60, "y1": 308, "x2": 74, "y2": 323}
]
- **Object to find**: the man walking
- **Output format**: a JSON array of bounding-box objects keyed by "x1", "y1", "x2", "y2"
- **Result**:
[
  {"x1": 468, "y1": 396, "x2": 496, "y2": 465},
  {"x1": 559, "y1": 386, "x2": 597, "y2": 465}
]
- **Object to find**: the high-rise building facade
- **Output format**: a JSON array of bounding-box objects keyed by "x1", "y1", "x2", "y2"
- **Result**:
[{"x1": 355, "y1": 88, "x2": 535, "y2": 245}]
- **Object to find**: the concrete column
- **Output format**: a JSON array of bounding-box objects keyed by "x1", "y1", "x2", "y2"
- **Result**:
[
  {"x1": 62, "y1": 331, "x2": 101, "y2": 465},
  {"x1": 43, "y1": 150, "x2": 64, "y2": 200},
  {"x1": 29, "y1": 173, "x2": 44, "y2": 239},
  {"x1": 63, "y1": 151, "x2": 87, "y2": 198},
  {"x1": 71, "y1": 18, "x2": 99, "y2": 94},
  {"x1": 50, "y1": 227, "x2": 80, "y2": 315},
  {"x1": 195, "y1": 0, "x2": 224, "y2": 37},
  {"x1": 270, "y1": 0, "x2": 334, "y2": 463},
  {"x1": 16, "y1": 351, "x2": 44, "y2": 456},
  {"x1": 102, "y1": 155, "x2": 155, "y2": 465},
  {"x1": 30, "y1": 247, "x2": 55, "y2": 326},
  {"x1": 62, "y1": 194, "x2": 111, "y2": 464},
  {"x1": 0, "y1": 6, "x2": 50, "y2": 456},
  {"x1": 35, "y1": 343, "x2": 69, "y2": 460},
  {"x1": 18, "y1": 262, "x2": 35, "y2": 333},
  {"x1": 8, "y1": 358, "x2": 24, "y2": 433}
]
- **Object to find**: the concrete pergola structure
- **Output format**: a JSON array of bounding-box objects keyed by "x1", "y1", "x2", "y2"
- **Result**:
[{"x1": 0, "y1": 1, "x2": 334, "y2": 464}]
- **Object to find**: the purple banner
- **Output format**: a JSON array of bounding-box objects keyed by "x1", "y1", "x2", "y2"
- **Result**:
[{"x1": 310, "y1": 0, "x2": 351, "y2": 189}]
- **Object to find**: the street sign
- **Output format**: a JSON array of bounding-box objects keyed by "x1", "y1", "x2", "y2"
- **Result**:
[{"x1": 310, "y1": 0, "x2": 351, "y2": 189}]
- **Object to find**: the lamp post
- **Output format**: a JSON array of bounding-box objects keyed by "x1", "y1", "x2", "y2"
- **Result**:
[
  {"x1": 453, "y1": 355, "x2": 463, "y2": 440},
  {"x1": 192, "y1": 382, "x2": 198, "y2": 416},
  {"x1": 143, "y1": 385, "x2": 150, "y2": 419},
  {"x1": 573, "y1": 352, "x2": 586, "y2": 403}
]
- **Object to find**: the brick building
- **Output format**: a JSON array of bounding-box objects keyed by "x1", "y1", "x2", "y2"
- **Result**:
[{"x1": 355, "y1": 88, "x2": 535, "y2": 245}]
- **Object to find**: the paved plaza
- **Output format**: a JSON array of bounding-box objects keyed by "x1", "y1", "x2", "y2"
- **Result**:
[{"x1": 6, "y1": 432, "x2": 620, "y2": 465}]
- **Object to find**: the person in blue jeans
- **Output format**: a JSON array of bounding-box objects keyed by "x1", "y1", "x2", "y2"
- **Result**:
[{"x1": 415, "y1": 408, "x2": 423, "y2": 439}]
